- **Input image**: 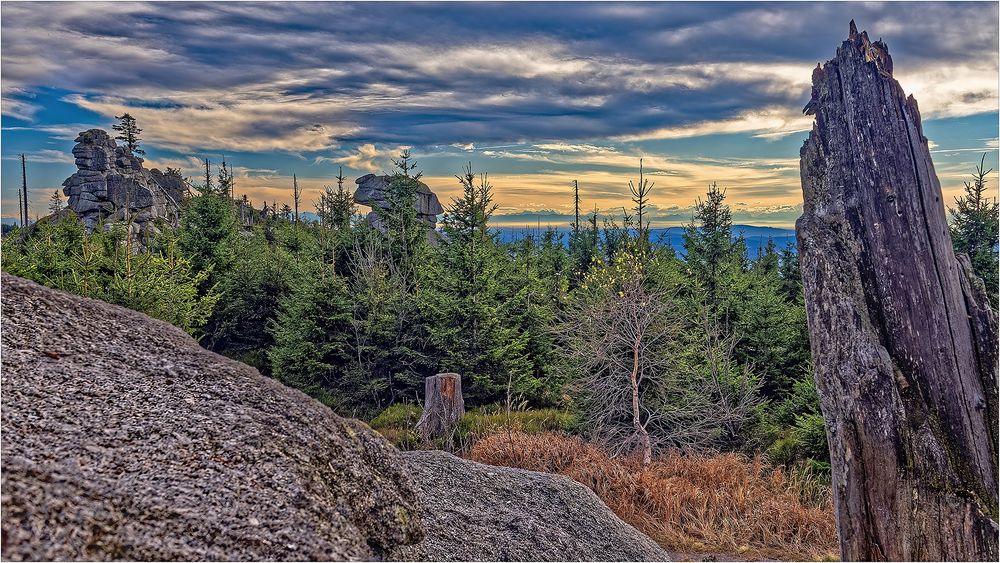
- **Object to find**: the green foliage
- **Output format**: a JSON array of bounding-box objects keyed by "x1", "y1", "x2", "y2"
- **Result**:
[
  {"x1": 433, "y1": 165, "x2": 534, "y2": 403},
  {"x1": 1, "y1": 213, "x2": 218, "y2": 335},
  {"x1": 370, "y1": 403, "x2": 422, "y2": 430},
  {"x1": 683, "y1": 182, "x2": 748, "y2": 319},
  {"x1": 268, "y1": 263, "x2": 354, "y2": 410},
  {"x1": 949, "y1": 156, "x2": 999, "y2": 309},
  {"x1": 179, "y1": 191, "x2": 239, "y2": 283},
  {"x1": 112, "y1": 113, "x2": 144, "y2": 155},
  {"x1": 206, "y1": 228, "x2": 296, "y2": 369},
  {"x1": 456, "y1": 406, "x2": 576, "y2": 444},
  {"x1": 1, "y1": 157, "x2": 822, "y2": 469},
  {"x1": 368, "y1": 403, "x2": 575, "y2": 450},
  {"x1": 767, "y1": 413, "x2": 829, "y2": 467}
]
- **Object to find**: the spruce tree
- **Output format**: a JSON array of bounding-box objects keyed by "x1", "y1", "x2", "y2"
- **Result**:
[
  {"x1": 48, "y1": 190, "x2": 64, "y2": 215},
  {"x1": 949, "y1": 156, "x2": 999, "y2": 308},
  {"x1": 629, "y1": 159, "x2": 654, "y2": 250},
  {"x1": 217, "y1": 158, "x2": 234, "y2": 199},
  {"x1": 778, "y1": 244, "x2": 803, "y2": 303},
  {"x1": 436, "y1": 164, "x2": 530, "y2": 402},
  {"x1": 269, "y1": 259, "x2": 354, "y2": 408},
  {"x1": 113, "y1": 113, "x2": 144, "y2": 155},
  {"x1": 682, "y1": 183, "x2": 747, "y2": 321}
]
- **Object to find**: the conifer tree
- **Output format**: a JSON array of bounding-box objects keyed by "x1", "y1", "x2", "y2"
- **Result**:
[
  {"x1": 217, "y1": 158, "x2": 234, "y2": 199},
  {"x1": 269, "y1": 263, "x2": 354, "y2": 408},
  {"x1": 778, "y1": 244, "x2": 803, "y2": 303},
  {"x1": 683, "y1": 183, "x2": 747, "y2": 320},
  {"x1": 949, "y1": 155, "x2": 999, "y2": 308},
  {"x1": 629, "y1": 159, "x2": 654, "y2": 250},
  {"x1": 293, "y1": 174, "x2": 301, "y2": 223},
  {"x1": 436, "y1": 164, "x2": 530, "y2": 402},
  {"x1": 753, "y1": 238, "x2": 780, "y2": 276},
  {"x1": 199, "y1": 159, "x2": 215, "y2": 195},
  {"x1": 113, "y1": 113, "x2": 144, "y2": 155},
  {"x1": 48, "y1": 190, "x2": 64, "y2": 215}
]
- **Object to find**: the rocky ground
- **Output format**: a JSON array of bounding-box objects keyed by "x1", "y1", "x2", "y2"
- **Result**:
[
  {"x1": 0, "y1": 273, "x2": 421, "y2": 560},
  {"x1": 1, "y1": 273, "x2": 671, "y2": 561},
  {"x1": 395, "y1": 450, "x2": 669, "y2": 561}
]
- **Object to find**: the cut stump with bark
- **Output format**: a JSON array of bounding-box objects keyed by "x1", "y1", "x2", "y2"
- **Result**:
[
  {"x1": 796, "y1": 21, "x2": 998, "y2": 562},
  {"x1": 415, "y1": 373, "x2": 465, "y2": 440}
]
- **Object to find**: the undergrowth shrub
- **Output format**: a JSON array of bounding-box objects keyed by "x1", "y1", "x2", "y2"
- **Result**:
[
  {"x1": 369, "y1": 403, "x2": 422, "y2": 449},
  {"x1": 367, "y1": 403, "x2": 575, "y2": 451},
  {"x1": 469, "y1": 431, "x2": 837, "y2": 561}
]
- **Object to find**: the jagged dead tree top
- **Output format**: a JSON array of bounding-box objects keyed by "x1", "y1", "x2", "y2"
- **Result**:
[{"x1": 797, "y1": 20, "x2": 998, "y2": 561}]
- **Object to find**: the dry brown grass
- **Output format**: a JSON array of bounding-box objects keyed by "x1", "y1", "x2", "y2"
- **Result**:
[{"x1": 469, "y1": 431, "x2": 839, "y2": 561}]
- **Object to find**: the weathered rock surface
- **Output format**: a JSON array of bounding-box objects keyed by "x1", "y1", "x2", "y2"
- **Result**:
[
  {"x1": 393, "y1": 450, "x2": 669, "y2": 562},
  {"x1": 354, "y1": 173, "x2": 444, "y2": 229},
  {"x1": 797, "y1": 21, "x2": 998, "y2": 561},
  {"x1": 0, "y1": 273, "x2": 422, "y2": 560},
  {"x1": 61, "y1": 129, "x2": 186, "y2": 232}
]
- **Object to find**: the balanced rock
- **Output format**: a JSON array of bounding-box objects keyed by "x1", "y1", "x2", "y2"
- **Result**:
[
  {"x1": 797, "y1": 21, "x2": 998, "y2": 561},
  {"x1": 0, "y1": 273, "x2": 423, "y2": 560},
  {"x1": 354, "y1": 173, "x2": 444, "y2": 229},
  {"x1": 61, "y1": 129, "x2": 185, "y2": 233}
]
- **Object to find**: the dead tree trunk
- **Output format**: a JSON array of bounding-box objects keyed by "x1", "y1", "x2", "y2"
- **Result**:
[
  {"x1": 415, "y1": 373, "x2": 465, "y2": 440},
  {"x1": 797, "y1": 21, "x2": 998, "y2": 561}
]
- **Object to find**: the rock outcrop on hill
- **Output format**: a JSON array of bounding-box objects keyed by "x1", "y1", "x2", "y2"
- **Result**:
[
  {"x1": 797, "y1": 21, "x2": 998, "y2": 561},
  {"x1": 62, "y1": 129, "x2": 186, "y2": 233},
  {"x1": 394, "y1": 450, "x2": 669, "y2": 562},
  {"x1": 0, "y1": 273, "x2": 422, "y2": 560},
  {"x1": 354, "y1": 173, "x2": 444, "y2": 229}
]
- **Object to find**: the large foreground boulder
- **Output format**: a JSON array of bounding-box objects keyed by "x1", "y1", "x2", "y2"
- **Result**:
[
  {"x1": 0, "y1": 273, "x2": 422, "y2": 560},
  {"x1": 394, "y1": 450, "x2": 668, "y2": 561}
]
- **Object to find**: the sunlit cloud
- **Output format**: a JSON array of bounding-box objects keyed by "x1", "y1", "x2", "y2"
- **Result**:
[{"x1": 315, "y1": 143, "x2": 411, "y2": 173}]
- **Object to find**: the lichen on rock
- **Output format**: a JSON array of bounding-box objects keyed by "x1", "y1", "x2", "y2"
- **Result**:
[{"x1": 0, "y1": 273, "x2": 424, "y2": 561}]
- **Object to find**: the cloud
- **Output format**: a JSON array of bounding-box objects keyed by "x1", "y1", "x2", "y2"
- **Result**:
[
  {"x1": 317, "y1": 143, "x2": 410, "y2": 173},
  {"x1": 618, "y1": 105, "x2": 814, "y2": 142},
  {"x1": 1, "y1": 2, "x2": 994, "y2": 151},
  {"x1": 67, "y1": 94, "x2": 352, "y2": 154},
  {"x1": 1, "y1": 1, "x2": 996, "y2": 227},
  {"x1": 1, "y1": 149, "x2": 73, "y2": 164}
]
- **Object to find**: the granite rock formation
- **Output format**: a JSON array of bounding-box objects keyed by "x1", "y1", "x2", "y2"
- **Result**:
[
  {"x1": 61, "y1": 129, "x2": 186, "y2": 233},
  {"x1": 797, "y1": 21, "x2": 998, "y2": 561},
  {"x1": 393, "y1": 450, "x2": 669, "y2": 561},
  {"x1": 0, "y1": 273, "x2": 423, "y2": 560},
  {"x1": 354, "y1": 173, "x2": 444, "y2": 229}
]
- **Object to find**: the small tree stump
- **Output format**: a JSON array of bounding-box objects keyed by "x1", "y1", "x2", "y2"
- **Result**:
[{"x1": 415, "y1": 373, "x2": 464, "y2": 439}]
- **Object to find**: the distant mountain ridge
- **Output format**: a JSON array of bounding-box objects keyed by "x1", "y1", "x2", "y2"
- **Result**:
[{"x1": 492, "y1": 224, "x2": 797, "y2": 257}]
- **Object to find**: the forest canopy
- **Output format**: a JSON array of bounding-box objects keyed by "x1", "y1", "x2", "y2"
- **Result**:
[{"x1": 3, "y1": 142, "x2": 995, "y2": 472}]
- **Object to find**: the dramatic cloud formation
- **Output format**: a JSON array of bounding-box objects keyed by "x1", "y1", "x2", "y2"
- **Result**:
[{"x1": 2, "y1": 1, "x2": 997, "y2": 225}]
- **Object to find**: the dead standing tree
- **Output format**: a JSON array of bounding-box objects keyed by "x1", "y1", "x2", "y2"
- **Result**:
[
  {"x1": 797, "y1": 22, "x2": 998, "y2": 561},
  {"x1": 562, "y1": 246, "x2": 675, "y2": 465}
]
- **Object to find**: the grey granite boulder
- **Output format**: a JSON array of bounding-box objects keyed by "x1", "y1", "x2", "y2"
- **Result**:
[
  {"x1": 0, "y1": 274, "x2": 424, "y2": 561},
  {"x1": 354, "y1": 173, "x2": 444, "y2": 228},
  {"x1": 394, "y1": 450, "x2": 669, "y2": 562}
]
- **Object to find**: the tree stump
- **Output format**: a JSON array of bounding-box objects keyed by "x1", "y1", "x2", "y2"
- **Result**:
[
  {"x1": 415, "y1": 373, "x2": 465, "y2": 440},
  {"x1": 797, "y1": 21, "x2": 998, "y2": 561}
]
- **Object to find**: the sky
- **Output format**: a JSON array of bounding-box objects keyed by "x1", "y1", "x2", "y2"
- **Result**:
[{"x1": 2, "y1": 1, "x2": 998, "y2": 228}]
